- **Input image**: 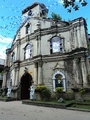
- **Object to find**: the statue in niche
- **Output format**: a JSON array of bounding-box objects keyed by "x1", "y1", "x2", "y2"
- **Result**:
[
  {"x1": 30, "y1": 84, "x2": 35, "y2": 100},
  {"x1": 55, "y1": 74, "x2": 63, "y2": 88},
  {"x1": 7, "y1": 87, "x2": 11, "y2": 98}
]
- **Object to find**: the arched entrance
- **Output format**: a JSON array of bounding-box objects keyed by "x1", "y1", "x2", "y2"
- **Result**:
[{"x1": 21, "y1": 72, "x2": 32, "y2": 100}]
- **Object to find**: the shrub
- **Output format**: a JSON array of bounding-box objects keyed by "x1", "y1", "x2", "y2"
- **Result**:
[
  {"x1": 35, "y1": 85, "x2": 46, "y2": 93},
  {"x1": 41, "y1": 88, "x2": 51, "y2": 101},
  {"x1": 79, "y1": 88, "x2": 86, "y2": 96},
  {"x1": 66, "y1": 90, "x2": 72, "y2": 94},
  {"x1": 64, "y1": 90, "x2": 74, "y2": 100},
  {"x1": 56, "y1": 87, "x2": 64, "y2": 93},
  {"x1": 35, "y1": 85, "x2": 51, "y2": 101},
  {"x1": 55, "y1": 87, "x2": 64, "y2": 99}
]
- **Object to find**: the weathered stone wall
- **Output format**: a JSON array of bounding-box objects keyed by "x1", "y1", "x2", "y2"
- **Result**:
[{"x1": 3, "y1": 2, "x2": 89, "y2": 100}]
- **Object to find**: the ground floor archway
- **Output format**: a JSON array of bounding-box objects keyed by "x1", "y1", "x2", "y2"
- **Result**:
[{"x1": 21, "y1": 72, "x2": 32, "y2": 100}]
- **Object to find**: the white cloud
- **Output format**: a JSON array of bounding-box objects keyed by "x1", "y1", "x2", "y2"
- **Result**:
[
  {"x1": 58, "y1": 0, "x2": 79, "y2": 4},
  {"x1": 0, "y1": 35, "x2": 13, "y2": 59},
  {"x1": 0, "y1": 35, "x2": 13, "y2": 44},
  {"x1": 0, "y1": 51, "x2": 6, "y2": 59},
  {"x1": 0, "y1": 45, "x2": 7, "y2": 59},
  {"x1": 58, "y1": 0, "x2": 63, "y2": 4}
]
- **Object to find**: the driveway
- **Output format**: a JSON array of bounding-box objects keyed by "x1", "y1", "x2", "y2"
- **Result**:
[{"x1": 0, "y1": 101, "x2": 90, "y2": 120}]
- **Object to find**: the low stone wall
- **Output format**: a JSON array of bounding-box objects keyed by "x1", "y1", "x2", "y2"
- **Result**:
[
  {"x1": 34, "y1": 93, "x2": 41, "y2": 100},
  {"x1": 72, "y1": 88, "x2": 90, "y2": 101}
]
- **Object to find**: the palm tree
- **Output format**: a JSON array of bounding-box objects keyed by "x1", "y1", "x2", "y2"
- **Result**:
[{"x1": 51, "y1": 12, "x2": 62, "y2": 20}]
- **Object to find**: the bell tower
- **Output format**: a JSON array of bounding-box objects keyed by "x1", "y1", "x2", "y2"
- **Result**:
[{"x1": 22, "y1": 2, "x2": 48, "y2": 18}]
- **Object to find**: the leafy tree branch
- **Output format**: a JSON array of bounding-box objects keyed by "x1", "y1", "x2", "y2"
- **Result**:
[{"x1": 62, "y1": 0, "x2": 87, "y2": 12}]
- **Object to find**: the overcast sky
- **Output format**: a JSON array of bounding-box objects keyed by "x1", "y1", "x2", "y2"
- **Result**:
[{"x1": 0, "y1": 0, "x2": 90, "y2": 59}]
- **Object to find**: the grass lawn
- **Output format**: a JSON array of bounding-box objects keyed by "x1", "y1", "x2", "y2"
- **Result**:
[
  {"x1": 0, "y1": 96, "x2": 7, "y2": 99},
  {"x1": 27, "y1": 99, "x2": 75, "y2": 104},
  {"x1": 71, "y1": 100, "x2": 90, "y2": 110},
  {"x1": 1, "y1": 95, "x2": 90, "y2": 110},
  {"x1": 26, "y1": 99, "x2": 90, "y2": 110},
  {"x1": 72, "y1": 104, "x2": 90, "y2": 109}
]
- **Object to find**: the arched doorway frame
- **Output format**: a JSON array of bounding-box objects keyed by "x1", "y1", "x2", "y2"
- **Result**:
[
  {"x1": 52, "y1": 71, "x2": 66, "y2": 92},
  {"x1": 20, "y1": 72, "x2": 32, "y2": 100}
]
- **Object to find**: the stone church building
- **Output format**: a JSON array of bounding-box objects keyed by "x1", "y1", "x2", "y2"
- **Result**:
[{"x1": 2, "y1": 2, "x2": 90, "y2": 100}]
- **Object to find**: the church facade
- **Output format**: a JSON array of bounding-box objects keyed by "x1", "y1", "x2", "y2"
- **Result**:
[{"x1": 2, "y1": 2, "x2": 90, "y2": 100}]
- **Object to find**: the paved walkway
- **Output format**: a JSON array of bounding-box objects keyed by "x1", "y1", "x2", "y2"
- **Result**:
[{"x1": 0, "y1": 101, "x2": 90, "y2": 120}]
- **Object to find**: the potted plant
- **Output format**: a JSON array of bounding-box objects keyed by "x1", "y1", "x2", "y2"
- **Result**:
[
  {"x1": 55, "y1": 87, "x2": 64, "y2": 99},
  {"x1": 35, "y1": 85, "x2": 51, "y2": 100}
]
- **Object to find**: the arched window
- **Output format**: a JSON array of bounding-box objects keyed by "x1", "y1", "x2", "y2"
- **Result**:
[
  {"x1": 50, "y1": 36, "x2": 62, "y2": 54},
  {"x1": 28, "y1": 9, "x2": 32, "y2": 16},
  {"x1": 52, "y1": 71, "x2": 66, "y2": 92},
  {"x1": 12, "y1": 52, "x2": 15, "y2": 62},
  {"x1": 24, "y1": 44, "x2": 32, "y2": 59},
  {"x1": 26, "y1": 24, "x2": 30, "y2": 34}
]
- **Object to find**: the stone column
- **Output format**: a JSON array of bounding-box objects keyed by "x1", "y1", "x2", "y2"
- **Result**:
[
  {"x1": 74, "y1": 59, "x2": 81, "y2": 86},
  {"x1": 2, "y1": 72, "x2": 8, "y2": 96},
  {"x1": 2, "y1": 72, "x2": 7, "y2": 87},
  {"x1": 81, "y1": 57, "x2": 88, "y2": 87},
  {"x1": 38, "y1": 61, "x2": 43, "y2": 85},
  {"x1": 14, "y1": 68, "x2": 17, "y2": 86},
  {"x1": 34, "y1": 62, "x2": 38, "y2": 85},
  {"x1": 79, "y1": 24, "x2": 82, "y2": 47},
  {"x1": 70, "y1": 29, "x2": 74, "y2": 50},
  {"x1": 77, "y1": 25, "x2": 82, "y2": 48},
  {"x1": 73, "y1": 58, "x2": 83, "y2": 88},
  {"x1": 37, "y1": 35, "x2": 41, "y2": 55},
  {"x1": 86, "y1": 57, "x2": 90, "y2": 74},
  {"x1": 74, "y1": 27, "x2": 78, "y2": 48},
  {"x1": 17, "y1": 67, "x2": 20, "y2": 84},
  {"x1": 73, "y1": 59, "x2": 77, "y2": 85},
  {"x1": 15, "y1": 67, "x2": 19, "y2": 86},
  {"x1": 17, "y1": 43, "x2": 19, "y2": 60},
  {"x1": 17, "y1": 41, "x2": 20, "y2": 61},
  {"x1": 16, "y1": 30, "x2": 21, "y2": 61},
  {"x1": 15, "y1": 68, "x2": 17, "y2": 86}
]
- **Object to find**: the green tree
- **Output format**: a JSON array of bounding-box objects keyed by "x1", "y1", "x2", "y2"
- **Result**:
[
  {"x1": 62, "y1": 0, "x2": 87, "y2": 12},
  {"x1": 51, "y1": 12, "x2": 62, "y2": 20}
]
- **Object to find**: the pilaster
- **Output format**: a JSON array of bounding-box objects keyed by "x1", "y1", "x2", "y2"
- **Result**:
[
  {"x1": 81, "y1": 57, "x2": 88, "y2": 87},
  {"x1": 34, "y1": 62, "x2": 38, "y2": 85},
  {"x1": 74, "y1": 27, "x2": 78, "y2": 48},
  {"x1": 2, "y1": 72, "x2": 7, "y2": 87},
  {"x1": 38, "y1": 61, "x2": 43, "y2": 85},
  {"x1": 74, "y1": 58, "x2": 81, "y2": 86},
  {"x1": 16, "y1": 40, "x2": 21, "y2": 61},
  {"x1": 77, "y1": 25, "x2": 82, "y2": 48},
  {"x1": 14, "y1": 68, "x2": 17, "y2": 86},
  {"x1": 15, "y1": 67, "x2": 19, "y2": 86}
]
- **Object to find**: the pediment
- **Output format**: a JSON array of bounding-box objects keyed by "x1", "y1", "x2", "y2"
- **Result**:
[
  {"x1": 53, "y1": 63, "x2": 61, "y2": 70},
  {"x1": 53, "y1": 62, "x2": 64, "y2": 71}
]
